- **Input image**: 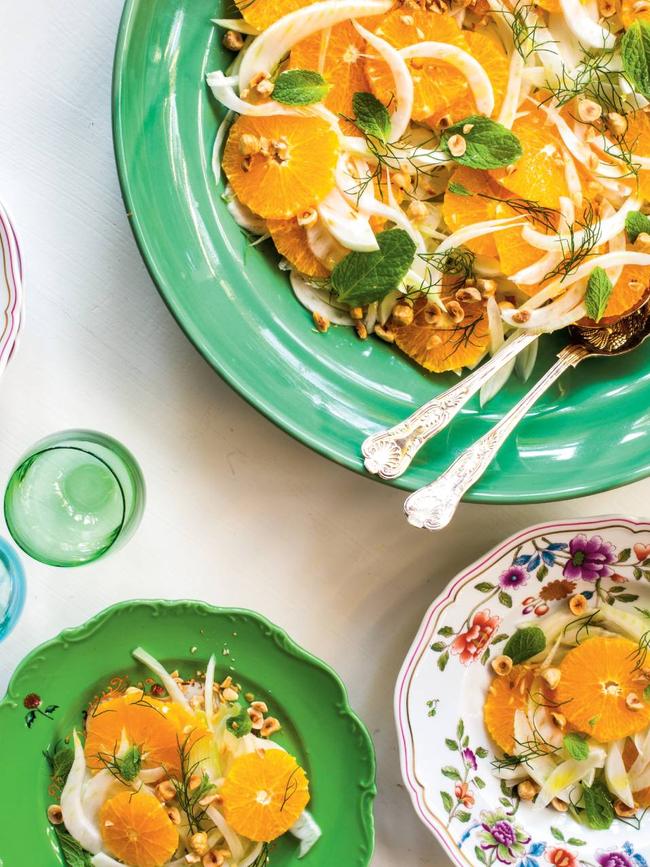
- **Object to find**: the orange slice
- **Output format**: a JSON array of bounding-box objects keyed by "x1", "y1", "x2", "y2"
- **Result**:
[
  {"x1": 428, "y1": 30, "x2": 510, "y2": 125},
  {"x1": 223, "y1": 115, "x2": 339, "y2": 220},
  {"x1": 85, "y1": 690, "x2": 206, "y2": 777},
  {"x1": 222, "y1": 750, "x2": 310, "y2": 842},
  {"x1": 290, "y1": 22, "x2": 369, "y2": 135},
  {"x1": 621, "y1": 0, "x2": 650, "y2": 26},
  {"x1": 235, "y1": 0, "x2": 314, "y2": 30},
  {"x1": 490, "y1": 108, "x2": 569, "y2": 209},
  {"x1": 555, "y1": 636, "x2": 650, "y2": 743},
  {"x1": 492, "y1": 201, "x2": 547, "y2": 277},
  {"x1": 442, "y1": 166, "x2": 503, "y2": 257},
  {"x1": 603, "y1": 265, "x2": 650, "y2": 319},
  {"x1": 621, "y1": 111, "x2": 650, "y2": 203},
  {"x1": 100, "y1": 790, "x2": 179, "y2": 867},
  {"x1": 267, "y1": 219, "x2": 329, "y2": 277},
  {"x1": 484, "y1": 666, "x2": 533, "y2": 753},
  {"x1": 365, "y1": 9, "x2": 470, "y2": 123},
  {"x1": 392, "y1": 296, "x2": 491, "y2": 373}
]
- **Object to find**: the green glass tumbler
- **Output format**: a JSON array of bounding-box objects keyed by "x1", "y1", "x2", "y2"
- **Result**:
[{"x1": 4, "y1": 430, "x2": 145, "y2": 567}]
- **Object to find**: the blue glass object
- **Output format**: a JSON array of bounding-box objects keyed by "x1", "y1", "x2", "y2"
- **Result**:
[{"x1": 0, "y1": 538, "x2": 26, "y2": 641}]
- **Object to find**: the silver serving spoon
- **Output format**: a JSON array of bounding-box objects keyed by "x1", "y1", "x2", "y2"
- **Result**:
[{"x1": 403, "y1": 306, "x2": 650, "y2": 531}]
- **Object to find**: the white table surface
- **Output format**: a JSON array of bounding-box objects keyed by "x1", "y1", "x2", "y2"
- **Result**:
[{"x1": 1, "y1": 3, "x2": 649, "y2": 865}]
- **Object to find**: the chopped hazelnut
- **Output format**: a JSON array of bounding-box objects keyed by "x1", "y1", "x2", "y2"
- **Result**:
[
  {"x1": 512, "y1": 309, "x2": 531, "y2": 324},
  {"x1": 577, "y1": 99, "x2": 602, "y2": 124},
  {"x1": 222, "y1": 686, "x2": 239, "y2": 702},
  {"x1": 355, "y1": 321, "x2": 368, "y2": 340},
  {"x1": 626, "y1": 692, "x2": 644, "y2": 711},
  {"x1": 47, "y1": 804, "x2": 64, "y2": 825},
  {"x1": 614, "y1": 800, "x2": 637, "y2": 818},
  {"x1": 167, "y1": 807, "x2": 182, "y2": 825},
  {"x1": 455, "y1": 286, "x2": 482, "y2": 304},
  {"x1": 222, "y1": 30, "x2": 245, "y2": 51},
  {"x1": 551, "y1": 797, "x2": 569, "y2": 812},
  {"x1": 350, "y1": 306, "x2": 364, "y2": 320},
  {"x1": 312, "y1": 311, "x2": 330, "y2": 333},
  {"x1": 261, "y1": 716, "x2": 282, "y2": 737},
  {"x1": 476, "y1": 278, "x2": 497, "y2": 296},
  {"x1": 491, "y1": 655, "x2": 513, "y2": 676},
  {"x1": 447, "y1": 134, "x2": 467, "y2": 158},
  {"x1": 156, "y1": 780, "x2": 176, "y2": 802},
  {"x1": 447, "y1": 300, "x2": 465, "y2": 324},
  {"x1": 190, "y1": 832, "x2": 210, "y2": 857},
  {"x1": 374, "y1": 324, "x2": 396, "y2": 343},
  {"x1": 541, "y1": 668, "x2": 562, "y2": 690},
  {"x1": 517, "y1": 780, "x2": 539, "y2": 801},
  {"x1": 606, "y1": 112, "x2": 628, "y2": 138},
  {"x1": 238, "y1": 133, "x2": 261, "y2": 157},
  {"x1": 297, "y1": 208, "x2": 317, "y2": 228},
  {"x1": 569, "y1": 593, "x2": 588, "y2": 616},
  {"x1": 551, "y1": 712, "x2": 567, "y2": 729},
  {"x1": 392, "y1": 303, "x2": 414, "y2": 327}
]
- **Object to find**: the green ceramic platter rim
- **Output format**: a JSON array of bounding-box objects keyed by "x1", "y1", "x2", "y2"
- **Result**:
[
  {"x1": 0, "y1": 600, "x2": 376, "y2": 866},
  {"x1": 112, "y1": 0, "x2": 650, "y2": 503}
]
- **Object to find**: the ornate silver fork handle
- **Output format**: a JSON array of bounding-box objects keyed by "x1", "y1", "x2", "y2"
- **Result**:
[
  {"x1": 362, "y1": 331, "x2": 537, "y2": 480},
  {"x1": 403, "y1": 344, "x2": 589, "y2": 531}
]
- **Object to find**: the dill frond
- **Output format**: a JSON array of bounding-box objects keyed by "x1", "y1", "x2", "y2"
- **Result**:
[
  {"x1": 499, "y1": 1, "x2": 558, "y2": 62},
  {"x1": 170, "y1": 734, "x2": 217, "y2": 835},
  {"x1": 543, "y1": 201, "x2": 601, "y2": 283}
]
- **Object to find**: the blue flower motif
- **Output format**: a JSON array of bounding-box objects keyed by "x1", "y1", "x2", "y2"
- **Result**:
[{"x1": 529, "y1": 843, "x2": 546, "y2": 857}]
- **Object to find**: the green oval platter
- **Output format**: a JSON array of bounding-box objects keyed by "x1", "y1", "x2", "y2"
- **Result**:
[
  {"x1": 0, "y1": 600, "x2": 376, "y2": 866},
  {"x1": 112, "y1": 0, "x2": 650, "y2": 502}
]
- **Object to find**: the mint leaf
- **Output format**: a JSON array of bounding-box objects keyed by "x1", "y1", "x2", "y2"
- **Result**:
[
  {"x1": 441, "y1": 116, "x2": 522, "y2": 169},
  {"x1": 273, "y1": 70, "x2": 331, "y2": 106},
  {"x1": 582, "y1": 780, "x2": 614, "y2": 830},
  {"x1": 626, "y1": 210, "x2": 650, "y2": 243},
  {"x1": 585, "y1": 266, "x2": 613, "y2": 322},
  {"x1": 502, "y1": 627, "x2": 546, "y2": 664},
  {"x1": 331, "y1": 228, "x2": 416, "y2": 306},
  {"x1": 226, "y1": 704, "x2": 253, "y2": 738},
  {"x1": 352, "y1": 91, "x2": 391, "y2": 142},
  {"x1": 448, "y1": 181, "x2": 472, "y2": 196},
  {"x1": 55, "y1": 827, "x2": 93, "y2": 867},
  {"x1": 44, "y1": 740, "x2": 75, "y2": 786},
  {"x1": 622, "y1": 20, "x2": 650, "y2": 99},
  {"x1": 564, "y1": 732, "x2": 589, "y2": 761},
  {"x1": 117, "y1": 745, "x2": 142, "y2": 781}
]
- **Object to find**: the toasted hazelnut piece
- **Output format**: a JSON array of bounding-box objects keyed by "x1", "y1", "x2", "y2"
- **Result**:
[
  {"x1": 577, "y1": 99, "x2": 602, "y2": 124},
  {"x1": 476, "y1": 278, "x2": 497, "y2": 297},
  {"x1": 634, "y1": 232, "x2": 650, "y2": 252},
  {"x1": 190, "y1": 832, "x2": 210, "y2": 856},
  {"x1": 374, "y1": 324, "x2": 396, "y2": 343},
  {"x1": 350, "y1": 306, "x2": 364, "y2": 320},
  {"x1": 424, "y1": 309, "x2": 446, "y2": 327},
  {"x1": 541, "y1": 667, "x2": 562, "y2": 690},
  {"x1": 239, "y1": 133, "x2": 261, "y2": 157},
  {"x1": 462, "y1": 123, "x2": 474, "y2": 135},
  {"x1": 392, "y1": 171, "x2": 412, "y2": 191},
  {"x1": 241, "y1": 155, "x2": 253, "y2": 173},
  {"x1": 248, "y1": 707, "x2": 265, "y2": 730},
  {"x1": 261, "y1": 716, "x2": 282, "y2": 737},
  {"x1": 223, "y1": 29, "x2": 245, "y2": 51},
  {"x1": 439, "y1": 114, "x2": 453, "y2": 129},
  {"x1": 606, "y1": 112, "x2": 628, "y2": 138},
  {"x1": 569, "y1": 593, "x2": 588, "y2": 616},
  {"x1": 166, "y1": 806, "x2": 182, "y2": 825},
  {"x1": 47, "y1": 804, "x2": 64, "y2": 825},
  {"x1": 355, "y1": 321, "x2": 368, "y2": 340},
  {"x1": 392, "y1": 303, "x2": 414, "y2": 327},
  {"x1": 491, "y1": 655, "x2": 513, "y2": 677},
  {"x1": 551, "y1": 712, "x2": 567, "y2": 729},
  {"x1": 188, "y1": 774, "x2": 202, "y2": 792},
  {"x1": 447, "y1": 300, "x2": 465, "y2": 324},
  {"x1": 598, "y1": 0, "x2": 617, "y2": 15},
  {"x1": 447, "y1": 134, "x2": 467, "y2": 157},
  {"x1": 185, "y1": 855, "x2": 201, "y2": 865},
  {"x1": 156, "y1": 779, "x2": 177, "y2": 802},
  {"x1": 251, "y1": 700, "x2": 268, "y2": 713},
  {"x1": 633, "y1": 0, "x2": 650, "y2": 11},
  {"x1": 244, "y1": 692, "x2": 255, "y2": 702},
  {"x1": 297, "y1": 208, "x2": 318, "y2": 228},
  {"x1": 614, "y1": 799, "x2": 638, "y2": 818},
  {"x1": 222, "y1": 686, "x2": 239, "y2": 702},
  {"x1": 203, "y1": 853, "x2": 226, "y2": 867},
  {"x1": 198, "y1": 792, "x2": 221, "y2": 807},
  {"x1": 627, "y1": 692, "x2": 644, "y2": 711},
  {"x1": 313, "y1": 312, "x2": 330, "y2": 333},
  {"x1": 551, "y1": 797, "x2": 569, "y2": 812},
  {"x1": 456, "y1": 286, "x2": 482, "y2": 304},
  {"x1": 512, "y1": 309, "x2": 531, "y2": 324},
  {"x1": 517, "y1": 780, "x2": 540, "y2": 801}
]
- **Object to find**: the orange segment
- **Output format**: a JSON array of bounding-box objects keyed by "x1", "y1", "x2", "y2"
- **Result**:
[
  {"x1": 290, "y1": 22, "x2": 369, "y2": 135},
  {"x1": 555, "y1": 637, "x2": 650, "y2": 743},
  {"x1": 484, "y1": 667, "x2": 533, "y2": 754},
  {"x1": 621, "y1": 0, "x2": 650, "y2": 26},
  {"x1": 392, "y1": 296, "x2": 490, "y2": 373},
  {"x1": 222, "y1": 750, "x2": 310, "y2": 842},
  {"x1": 267, "y1": 219, "x2": 329, "y2": 277},
  {"x1": 604, "y1": 265, "x2": 650, "y2": 319},
  {"x1": 85, "y1": 690, "x2": 206, "y2": 777},
  {"x1": 621, "y1": 111, "x2": 650, "y2": 203},
  {"x1": 100, "y1": 790, "x2": 179, "y2": 867},
  {"x1": 365, "y1": 9, "x2": 470, "y2": 123},
  {"x1": 491, "y1": 201, "x2": 547, "y2": 277},
  {"x1": 429, "y1": 30, "x2": 510, "y2": 125},
  {"x1": 442, "y1": 166, "x2": 503, "y2": 257},
  {"x1": 235, "y1": 0, "x2": 314, "y2": 30},
  {"x1": 491, "y1": 108, "x2": 569, "y2": 209},
  {"x1": 223, "y1": 115, "x2": 339, "y2": 220}
]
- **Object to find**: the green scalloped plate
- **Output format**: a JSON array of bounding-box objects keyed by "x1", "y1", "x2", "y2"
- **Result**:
[
  {"x1": 0, "y1": 600, "x2": 376, "y2": 867},
  {"x1": 112, "y1": 0, "x2": 650, "y2": 502}
]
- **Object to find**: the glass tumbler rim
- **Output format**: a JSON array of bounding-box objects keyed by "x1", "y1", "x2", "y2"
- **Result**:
[{"x1": 0, "y1": 537, "x2": 26, "y2": 641}]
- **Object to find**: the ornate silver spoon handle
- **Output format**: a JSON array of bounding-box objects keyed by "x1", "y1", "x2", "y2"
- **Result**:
[
  {"x1": 362, "y1": 331, "x2": 537, "y2": 480},
  {"x1": 404, "y1": 344, "x2": 589, "y2": 531}
]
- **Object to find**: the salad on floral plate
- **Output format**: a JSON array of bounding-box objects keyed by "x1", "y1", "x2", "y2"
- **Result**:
[{"x1": 396, "y1": 516, "x2": 650, "y2": 867}]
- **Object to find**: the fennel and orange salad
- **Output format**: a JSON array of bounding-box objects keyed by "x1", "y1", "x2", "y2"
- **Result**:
[
  {"x1": 484, "y1": 595, "x2": 650, "y2": 831},
  {"x1": 208, "y1": 0, "x2": 650, "y2": 394},
  {"x1": 46, "y1": 648, "x2": 320, "y2": 867}
]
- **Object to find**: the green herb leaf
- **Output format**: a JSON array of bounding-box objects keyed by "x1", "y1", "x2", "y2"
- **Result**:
[
  {"x1": 441, "y1": 116, "x2": 522, "y2": 170},
  {"x1": 352, "y1": 91, "x2": 391, "y2": 142},
  {"x1": 582, "y1": 780, "x2": 615, "y2": 830},
  {"x1": 44, "y1": 740, "x2": 75, "y2": 786},
  {"x1": 625, "y1": 211, "x2": 650, "y2": 244},
  {"x1": 226, "y1": 704, "x2": 253, "y2": 738},
  {"x1": 448, "y1": 181, "x2": 472, "y2": 196},
  {"x1": 117, "y1": 745, "x2": 142, "y2": 782},
  {"x1": 563, "y1": 732, "x2": 589, "y2": 761},
  {"x1": 502, "y1": 626, "x2": 546, "y2": 664},
  {"x1": 273, "y1": 70, "x2": 331, "y2": 106},
  {"x1": 54, "y1": 827, "x2": 93, "y2": 867},
  {"x1": 331, "y1": 228, "x2": 416, "y2": 306},
  {"x1": 622, "y1": 20, "x2": 650, "y2": 99},
  {"x1": 585, "y1": 266, "x2": 613, "y2": 322}
]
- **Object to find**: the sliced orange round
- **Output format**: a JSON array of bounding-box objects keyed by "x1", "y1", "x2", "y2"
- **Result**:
[
  {"x1": 490, "y1": 108, "x2": 569, "y2": 209},
  {"x1": 535, "y1": 0, "x2": 560, "y2": 9},
  {"x1": 442, "y1": 166, "x2": 503, "y2": 257},
  {"x1": 603, "y1": 265, "x2": 650, "y2": 319},
  {"x1": 392, "y1": 296, "x2": 490, "y2": 373},
  {"x1": 235, "y1": 0, "x2": 314, "y2": 30},
  {"x1": 267, "y1": 219, "x2": 329, "y2": 277},
  {"x1": 100, "y1": 790, "x2": 179, "y2": 867},
  {"x1": 365, "y1": 9, "x2": 470, "y2": 123},
  {"x1": 621, "y1": 0, "x2": 650, "y2": 26},
  {"x1": 223, "y1": 115, "x2": 339, "y2": 220},
  {"x1": 222, "y1": 750, "x2": 310, "y2": 842},
  {"x1": 555, "y1": 636, "x2": 650, "y2": 743},
  {"x1": 484, "y1": 666, "x2": 534, "y2": 754},
  {"x1": 428, "y1": 30, "x2": 510, "y2": 126},
  {"x1": 290, "y1": 22, "x2": 369, "y2": 135},
  {"x1": 492, "y1": 201, "x2": 548, "y2": 277},
  {"x1": 621, "y1": 111, "x2": 650, "y2": 202}
]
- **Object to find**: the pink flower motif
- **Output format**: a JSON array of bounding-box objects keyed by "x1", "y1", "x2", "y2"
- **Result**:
[
  {"x1": 451, "y1": 610, "x2": 501, "y2": 664},
  {"x1": 547, "y1": 848, "x2": 579, "y2": 867}
]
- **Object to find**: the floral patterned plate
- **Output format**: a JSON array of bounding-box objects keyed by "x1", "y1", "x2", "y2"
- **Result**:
[
  {"x1": 396, "y1": 516, "x2": 650, "y2": 867},
  {"x1": 0, "y1": 199, "x2": 24, "y2": 378}
]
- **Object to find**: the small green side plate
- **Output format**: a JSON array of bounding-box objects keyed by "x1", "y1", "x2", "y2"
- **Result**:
[
  {"x1": 0, "y1": 600, "x2": 376, "y2": 866},
  {"x1": 112, "y1": 0, "x2": 650, "y2": 502}
]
